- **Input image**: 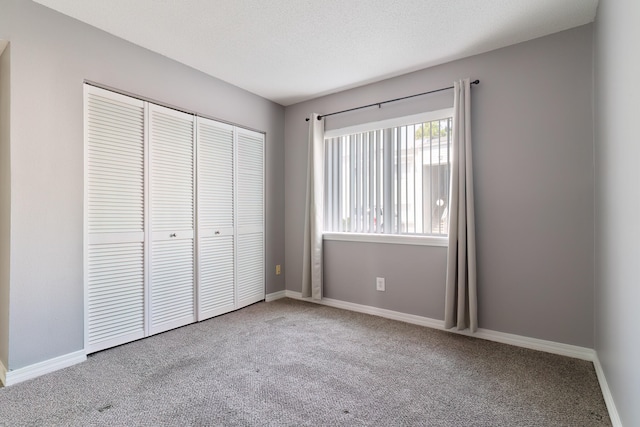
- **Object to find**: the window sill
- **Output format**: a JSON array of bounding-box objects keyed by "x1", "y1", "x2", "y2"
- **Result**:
[{"x1": 323, "y1": 232, "x2": 448, "y2": 247}]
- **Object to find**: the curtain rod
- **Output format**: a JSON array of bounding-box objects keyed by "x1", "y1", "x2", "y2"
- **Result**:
[{"x1": 305, "y1": 79, "x2": 479, "y2": 121}]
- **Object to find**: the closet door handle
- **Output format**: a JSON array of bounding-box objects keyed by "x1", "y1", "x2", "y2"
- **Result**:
[
  {"x1": 169, "y1": 233, "x2": 177, "y2": 238},
  {"x1": 215, "y1": 231, "x2": 221, "y2": 235}
]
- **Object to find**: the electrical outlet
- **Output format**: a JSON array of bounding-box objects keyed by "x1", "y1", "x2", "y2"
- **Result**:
[
  {"x1": 275, "y1": 265, "x2": 281, "y2": 275},
  {"x1": 376, "y1": 277, "x2": 385, "y2": 291}
]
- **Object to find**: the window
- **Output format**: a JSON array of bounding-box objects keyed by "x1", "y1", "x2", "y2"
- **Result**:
[{"x1": 324, "y1": 109, "x2": 452, "y2": 244}]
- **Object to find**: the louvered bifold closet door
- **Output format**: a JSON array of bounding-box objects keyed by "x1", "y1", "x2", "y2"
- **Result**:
[
  {"x1": 149, "y1": 103, "x2": 196, "y2": 335},
  {"x1": 85, "y1": 85, "x2": 146, "y2": 353},
  {"x1": 196, "y1": 118, "x2": 236, "y2": 320},
  {"x1": 236, "y1": 128, "x2": 265, "y2": 308}
]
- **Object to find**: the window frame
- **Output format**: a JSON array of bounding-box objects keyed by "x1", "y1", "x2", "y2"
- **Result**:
[{"x1": 323, "y1": 108, "x2": 453, "y2": 247}]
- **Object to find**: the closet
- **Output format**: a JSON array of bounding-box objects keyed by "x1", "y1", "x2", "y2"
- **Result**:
[{"x1": 84, "y1": 85, "x2": 265, "y2": 353}]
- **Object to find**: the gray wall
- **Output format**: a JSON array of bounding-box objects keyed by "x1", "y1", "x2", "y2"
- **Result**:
[
  {"x1": 0, "y1": 42, "x2": 10, "y2": 369},
  {"x1": 324, "y1": 242, "x2": 447, "y2": 318},
  {"x1": 0, "y1": 0, "x2": 285, "y2": 370},
  {"x1": 594, "y1": 0, "x2": 640, "y2": 425},
  {"x1": 285, "y1": 25, "x2": 595, "y2": 347}
]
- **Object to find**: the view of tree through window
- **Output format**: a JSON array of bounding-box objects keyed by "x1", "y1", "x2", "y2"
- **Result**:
[{"x1": 324, "y1": 115, "x2": 452, "y2": 236}]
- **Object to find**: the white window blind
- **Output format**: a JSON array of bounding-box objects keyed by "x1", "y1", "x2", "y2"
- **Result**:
[{"x1": 324, "y1": 109, "x2": 452, "y2": 237}]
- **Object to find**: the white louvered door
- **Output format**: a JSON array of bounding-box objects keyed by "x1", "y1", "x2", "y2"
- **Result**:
[
  {"x1": 148, "y1": 103, "x2": 196, "y2": 335},
  {"x1": 85, "y1": 86, "x2": 146, "y2": 353},
  {"x1": 196, "y1": 118, "x2": 236, "y2": 320},
  {"x1": 85, "y1": 85, "x2": 265, "y2": 354},
  {"x1": 236, "y1": 128, "x2": 265, "y2": 308}
]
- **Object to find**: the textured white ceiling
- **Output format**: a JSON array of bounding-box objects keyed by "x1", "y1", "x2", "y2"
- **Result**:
[{"x1": 33, "y1": 0, "x2": 598, "y2": 106}]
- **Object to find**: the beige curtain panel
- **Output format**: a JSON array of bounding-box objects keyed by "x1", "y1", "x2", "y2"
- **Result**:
[
  {"x1": 444, "y1": 78, "x2": 478, "y2": 332},
  {"x1": 302, "y1": 114, "x2": 325, "y2": 300}
]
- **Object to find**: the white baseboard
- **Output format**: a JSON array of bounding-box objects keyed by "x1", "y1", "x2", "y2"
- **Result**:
[
  {"x1": 2, "y1": 350, "x2": 86, "y2": 386},
  {"x1": 593, "y1": 355, "x2": 623, "y2": 427},
  {"x1": 284, "y1": 290, "x2": 594, "y2": 361},
  {"x1": 265, "y1": 290, "x2": 287, "y2": 302},
  {"x1": 459, "y1": 328, "x2": 595, "y2": 361}
]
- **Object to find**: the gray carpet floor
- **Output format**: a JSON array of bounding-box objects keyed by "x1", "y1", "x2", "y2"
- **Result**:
[{"x1": 0, "y1": 298, "x2": 610, "y2": 426}]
